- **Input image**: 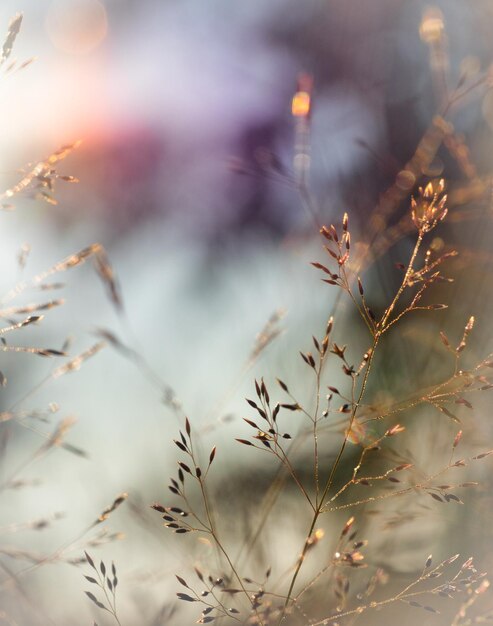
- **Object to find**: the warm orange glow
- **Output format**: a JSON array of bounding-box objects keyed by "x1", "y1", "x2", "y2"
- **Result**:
[
  {"x1": 419, "y1": 7, "x2": 444, "y2": 44},
  {"x1": 45, "y1": 0, "x2": 108, "y2": 55},
  {"x1": 292, "y1": 91, "x2": 311, "y2": 117}
]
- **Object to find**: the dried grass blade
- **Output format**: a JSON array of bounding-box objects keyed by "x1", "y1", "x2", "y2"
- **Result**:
[
  {"x1": 1, "y1": 14, "x2": 22, "y2": 64},
  {"x1": 52, "y1": 342, "x2": 106, "y2": 379},
  {"x1": 94, "y1": 248, "x2": 123, "y2": 311},
  {"x1": 0, "y1": 300, "x2": 64, "y2": 318}
]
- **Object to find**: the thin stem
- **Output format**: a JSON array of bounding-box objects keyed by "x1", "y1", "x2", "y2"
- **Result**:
[
  {"x1": 340, "y1": 266, "x2": 375, "y2": 337},
  {"x1": 279, "y1": 230, "x2": 426, "y2": 623},
  {"x1": 197, "y1": 477, "x2": 265, "y2": 626},
  {"x1": 278, "y1": 338, "x2": 378, "y2": 624},
  {"x1": 274, "y1": 445, "x2": 315, "y2": 511},
  {"x1": 95, "y1": 568, "x2": 122, "y2": 626},
  {"x1": 313, "y1": 359, "x2": 323, "y2": 505},
  {"x1": 379, "y1": 232, "x2": 423, "y2": 331}
]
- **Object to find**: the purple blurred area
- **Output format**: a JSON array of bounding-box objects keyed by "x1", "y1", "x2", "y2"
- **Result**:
[{"x1": 1, "y1": 0, "x2": 492, "y2": 244}]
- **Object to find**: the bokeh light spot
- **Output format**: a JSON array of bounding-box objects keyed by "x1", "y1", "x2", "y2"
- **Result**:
[
  {"x1": 422, "y1": 157, "x2": 444, "y2": 177},
  {"x1": 430, "y1": 237, "x2": 444, "y2": 252},
  {"x1": 45, "y1": 0, "x2": 108, "y2": 55},
  {"x1": 292, "y1": 91, "x2": 311, "y2": 117},
  {"x1": 395, "y1": 169, "x2": 416, "y2": 191},
  {"x1": 419, "y1": 7, "x2": 445, "y2": 44}
]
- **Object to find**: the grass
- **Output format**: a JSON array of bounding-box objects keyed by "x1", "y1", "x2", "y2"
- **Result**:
[
  {"x1": 154, "y1": 181, "x2": 493, "y2": 624},
  {"x1": 2, "y1": 7, "x2": 493, "y2": 626}
]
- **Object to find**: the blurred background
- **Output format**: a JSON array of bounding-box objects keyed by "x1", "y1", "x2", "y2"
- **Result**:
[{"x1": 1, "y1": 1, "x2": 493, "y2": 624}]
